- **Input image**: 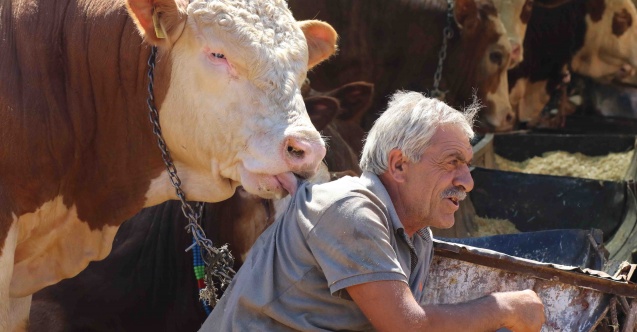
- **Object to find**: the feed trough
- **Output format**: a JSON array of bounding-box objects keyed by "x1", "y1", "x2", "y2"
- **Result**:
[{"x1": 426, "y1": 240, "x2": 637, "y2": 332}]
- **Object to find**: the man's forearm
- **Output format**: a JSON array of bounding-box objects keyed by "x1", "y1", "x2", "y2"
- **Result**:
[{"x1": 420, "y1": 290, "x2": 545, "y2": 332}]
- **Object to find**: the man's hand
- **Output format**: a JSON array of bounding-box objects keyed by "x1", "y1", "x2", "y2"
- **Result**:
[{"x1": 493, "y1": 289, "x2": 546, "y2": 332}]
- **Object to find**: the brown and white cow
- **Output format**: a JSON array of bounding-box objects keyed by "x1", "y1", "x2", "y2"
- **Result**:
[
  {"x1": 492, "y1": 0, "x2": 535, "y2": 68},
  {"x1": 287, "y1": 0, "x2": 515, "y2": 132},
  {"x1": 27, "y1": 81, "x2": 371, "y2": 332},
  {"x1": 0, "y1": 0, "x2": 337, "y2": 330},
  {"x1": 508, "y1": 0, "x2": 637, "y2": 127}
]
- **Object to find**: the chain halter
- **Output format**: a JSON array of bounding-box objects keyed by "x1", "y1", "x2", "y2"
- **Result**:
[
  {"x1": 146, "y1": 46, "x2": 235, "y2": 308},
  {"x1": 431, "y1": 0, "x2": 455, "y2": 100}
]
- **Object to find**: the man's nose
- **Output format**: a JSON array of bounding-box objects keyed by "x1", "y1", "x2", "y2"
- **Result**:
[{"x1": 453, "y1": 165, "x2": 474, "y2": 193}]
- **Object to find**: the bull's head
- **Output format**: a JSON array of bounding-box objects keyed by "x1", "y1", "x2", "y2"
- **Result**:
[
  {"x1": 126, "y1": 0, "x2": 337, "y2": 201},
  {"x1": 453, "y1": 0, "x2": 516, "y2": 132}
]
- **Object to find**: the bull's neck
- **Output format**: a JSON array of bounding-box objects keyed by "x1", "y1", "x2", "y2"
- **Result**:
[
  {"x1": 1, "y1": 0, "x2": 169, "y2": 228},
  {"x1": 65, "y1": 3, "x2": 172, "y2": 228}
]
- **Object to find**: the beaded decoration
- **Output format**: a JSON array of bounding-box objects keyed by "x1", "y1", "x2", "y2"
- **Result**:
[{"x1": 192, "y1": 238, "x2": 213, "y2": 316}]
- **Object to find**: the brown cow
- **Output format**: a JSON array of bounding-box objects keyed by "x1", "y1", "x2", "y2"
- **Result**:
[
  {"x1": 288, "y1": 0, "x2": 515, "y2": 132},
  {"x1": 0, "y1": 0, "x2": 338, "y2": 330},
  {"x1": 508, "y1": 0, "x2": 637, "y2": 127},
  {"x1": 27, "y1": 82, "x2": 372, "y2": 332}
]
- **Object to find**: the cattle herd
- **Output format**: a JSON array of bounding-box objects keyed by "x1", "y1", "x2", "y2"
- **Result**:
[{"x1": 2, "y1": 0, "x2": 637, "y2": 331}]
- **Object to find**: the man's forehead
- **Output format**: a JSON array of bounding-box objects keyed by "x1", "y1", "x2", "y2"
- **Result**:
[
  {"x1": 429, "y1": 125, "x2": 472, "y2": 146},
  {"x1": 427, "y1": 126, "x2": 473, "y2": 158}
]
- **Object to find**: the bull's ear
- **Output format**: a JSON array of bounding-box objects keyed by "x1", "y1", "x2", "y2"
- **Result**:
[
  {"x1": 126, "y1": 0, "x2": 188, "y2": 46},
  {"x1": 305, "y1": 96, "x2": 340, "y2": 131},
  {"x1": 328, "y1": 82, "x2": 374, "y2": 123},
  {"x1": 298, "y1": 20, "x2": 338, "y2": 69},
  {"x1": 454, "y1": 0, "x2": 479, "y2": 30}
]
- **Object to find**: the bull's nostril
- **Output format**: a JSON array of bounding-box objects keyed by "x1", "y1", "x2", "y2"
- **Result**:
[
  {"x1": 506, "y1": 113, "x2": 514, "y2": 123},
  {"x1": 287, "y1": 145, "x2": 305, "y2": 159}
]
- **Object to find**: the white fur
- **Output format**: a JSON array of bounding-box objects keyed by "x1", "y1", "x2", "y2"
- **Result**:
[
  {"x1": 0, "y1": 221, "x2": 18, "y2": 331},
  {"x1": 10, "y1": 197, "x2": 118, "y2": 298},
  {"x1": 155, "y1": 0, "x2": 325, "y2": 199}
]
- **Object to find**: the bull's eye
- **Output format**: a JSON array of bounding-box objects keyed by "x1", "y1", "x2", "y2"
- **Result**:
[
  {"x1": 489, "y1": 51, "x2": 504, "y2": 67},
  {"x1": 206, "y1": 51, "x2": 229, "y2": 66}
]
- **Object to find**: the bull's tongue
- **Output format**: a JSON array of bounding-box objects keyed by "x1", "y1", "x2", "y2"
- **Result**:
[{"x1": 276, "y1": 173, "x2": 298, "y2": 197}]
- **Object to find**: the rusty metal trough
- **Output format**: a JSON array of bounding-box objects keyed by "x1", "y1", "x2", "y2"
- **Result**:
[{"x1": 426, "y1": 240, "x2": 637, "y2": 331}]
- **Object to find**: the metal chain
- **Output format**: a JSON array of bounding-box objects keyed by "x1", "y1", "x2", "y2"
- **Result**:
[
  {"x1": 146, "y1": 46, "x2": 235, "y2": 307},
  {"x1": 431, "y1": 0, "x2": 455, "y2": 100}
]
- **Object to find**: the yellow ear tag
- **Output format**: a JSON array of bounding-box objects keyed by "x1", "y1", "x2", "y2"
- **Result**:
[{"x1": 152, "y1": 9, "x2": 166, "y2": 39}]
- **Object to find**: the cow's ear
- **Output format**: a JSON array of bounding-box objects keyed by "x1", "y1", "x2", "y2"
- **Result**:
[
  {"x1": 126, "y1": 0, "x2": 188, "y2": 46},
  {"x1": 328, "y1": 82, "x2": 375, "y2": 124},
  {"x1": 454, "y1": 0, "x2": 479, "y2": 30},
  {"x1": 298, "y1": 20, "x2": 338, "y2": 69},
  {"x1": 305, "y1": 96, "x2": 340, "y2": 131}
]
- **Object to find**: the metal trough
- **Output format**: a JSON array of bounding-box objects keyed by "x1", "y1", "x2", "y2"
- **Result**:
[
  {"x1": 441, "y1": 229, "x2": 606, "y2": 270},
  {"x1": 425, "y1": 240, "x2": 637, "y2": 332}
]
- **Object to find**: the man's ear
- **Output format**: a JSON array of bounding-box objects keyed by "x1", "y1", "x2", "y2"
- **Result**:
[{"x1": 386, "y1": 149, "x2": 408, "y2": 183}]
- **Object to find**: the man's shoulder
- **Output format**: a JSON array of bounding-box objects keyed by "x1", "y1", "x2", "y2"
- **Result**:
[
  {"x1": 306, "y1": 175, "x2": 374, "y2": 203},
  {"x1": 289, "y1": 175, "x2": 384, "y2": 227}
]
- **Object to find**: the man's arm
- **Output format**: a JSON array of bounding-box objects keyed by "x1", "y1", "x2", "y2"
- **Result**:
[{"x1": 347, "y1": 280, "x2": 545, "y2": 332}]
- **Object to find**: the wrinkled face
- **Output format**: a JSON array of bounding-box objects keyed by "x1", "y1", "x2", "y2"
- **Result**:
[
  {"x1": 572, "y1": 0, "x2": 637, "y2": 82},
  {"x1": 401, "y1": 125, "x2": 474, "y2": 229},
  {"x1": 159, "y1": 0, "x2": 328, "y2": 200},
  {"x1": 492, "y1": 0, "x2": 534, "y2": 68},
  {"x1": 475, "y1": 13, "x2": 516, "y2": 131}
]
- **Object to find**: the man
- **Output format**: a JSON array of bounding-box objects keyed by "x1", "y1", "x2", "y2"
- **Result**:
[{"x1": 200, "y1": 91, "x2": 545, "y2": 331}]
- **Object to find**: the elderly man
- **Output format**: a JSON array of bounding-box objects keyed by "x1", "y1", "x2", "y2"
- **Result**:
[{"x1": 200, "y1": 91, "x2": 545, "y2": 331}]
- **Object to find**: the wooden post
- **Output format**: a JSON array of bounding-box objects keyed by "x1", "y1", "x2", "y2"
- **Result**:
[{"x1": 622, "y1": 300, "x2": 637, "y2": 332}]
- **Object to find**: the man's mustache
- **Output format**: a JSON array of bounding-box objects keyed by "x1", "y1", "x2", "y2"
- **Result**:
[{"x1": 440, "y1": 186, "x2": 467, "y2": 201}]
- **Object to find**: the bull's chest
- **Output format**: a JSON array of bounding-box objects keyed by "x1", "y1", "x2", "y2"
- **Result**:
[{"x1": 10, "y1": 196, "x2": 118, "y2": 297}]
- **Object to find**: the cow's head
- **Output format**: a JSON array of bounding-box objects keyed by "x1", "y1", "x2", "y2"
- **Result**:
[
  {"x1": 126, "y1": 0, "x2": 337, "y2": 200},
  {"x1": 492, "y1": 0, "x2": 535, "y2": 68},
  {"x1": 452, "y1": 0, "x2": 515, "y2": 132},
  {"x1": 571, "y1": 0, "x2": 637, "y2": 83}
]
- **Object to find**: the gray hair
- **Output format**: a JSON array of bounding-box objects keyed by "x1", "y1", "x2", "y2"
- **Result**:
[{"x1": 359, "y1": 91, "x2": 479, "y2": 174}]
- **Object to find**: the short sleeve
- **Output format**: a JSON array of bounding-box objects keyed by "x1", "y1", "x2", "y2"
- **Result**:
[{"x1": 306, "y1": 194, "x2": 407, "y2": 296}]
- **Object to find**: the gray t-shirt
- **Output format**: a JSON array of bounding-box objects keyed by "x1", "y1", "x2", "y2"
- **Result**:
[{"x1": 200, "y1": 172, "x2": 434, "y2": 331}]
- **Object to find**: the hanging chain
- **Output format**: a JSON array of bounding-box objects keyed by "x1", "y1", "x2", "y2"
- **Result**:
[
  {"x1": 431, "y1": 0, "x2": 455, "y2": 100},
  {"x1": 146, "y1": 46, "x2": 235, "y2": 307}
]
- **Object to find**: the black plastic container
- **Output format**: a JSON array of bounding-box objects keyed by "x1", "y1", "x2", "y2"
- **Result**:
[{"x1": 467, "y1": 133, "x2": 637, "y2": 240}]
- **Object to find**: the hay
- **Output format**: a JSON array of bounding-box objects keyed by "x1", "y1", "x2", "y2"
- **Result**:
[
  {"x1": 473, "y1": 216, "x2": 520, "y2": 237},
  {"x1": 495, "y1": 150, "x2": 634, "y2": 181}
]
